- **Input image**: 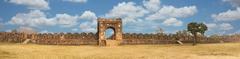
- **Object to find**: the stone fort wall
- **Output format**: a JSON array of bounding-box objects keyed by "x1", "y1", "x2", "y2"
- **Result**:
[
  {"x1": 122, "y1": 33, "x2": 225, "y2": 44},
  {"x1": 0, "y1": 32, "x2": 98, "y2": 45},
  {"x1": 0, "y1": 32, "x2": 240, "y2": 45}
]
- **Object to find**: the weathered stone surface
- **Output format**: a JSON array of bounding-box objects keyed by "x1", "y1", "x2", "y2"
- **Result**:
[{"x1": 97, "y1": 18, "x2": 122, "y2": 46}]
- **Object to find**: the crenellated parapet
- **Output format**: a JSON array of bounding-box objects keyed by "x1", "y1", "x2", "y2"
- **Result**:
[
  {"x1": 0, "y1": 32, "x2": 98, "y2": 45},
  {"x1": 0, "y1": 32, "x2": 240, "y2": 45}
]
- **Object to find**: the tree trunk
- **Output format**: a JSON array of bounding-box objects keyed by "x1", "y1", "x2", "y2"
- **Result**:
[{"x1": 193, "y1": 33, "x2": 197, "y2": 46}]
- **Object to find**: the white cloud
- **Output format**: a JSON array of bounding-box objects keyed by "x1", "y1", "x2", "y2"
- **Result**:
[
  {"x1": 8, "y1": 9, "x2": 99, "y2": 33},
  {"x1": 8, "y1": 0, "x2": 49, "y2": 10},
  {"x1": 17, "y1": 26, "x2": 37, "y2": 34},
  {"x1": 143, "y1": 0, "x2": 161, "y2": 12},
  {"x1": 78, "y1": 10, "x2": 97, "y2": 32},
  {"x1": 146, "y1": 6, "x2": 197, "y2": 20},
  {"x1": 212, "y1": 8, "x2": 240, "y2": 21},
  {"x1": 223, "y1": 0, "x2": 240, "y2": 7},
  {"x1": 162, "y1": 18, "x2": 183, "y2": 26},
  {"x1": 220, "y1": 23, "x2": 233, "y2": 30},
  {"x1": 105, "y1": 2, "x2": 148, "y2": 24},
  {"x1": 206, "y1": 23, "x2": 217, "y2": 30},
  {"x1": 103, "y1": 0, "x2": 197, "y2": 33},
  {"x1": 9, "y1": 10, "x2": 56, "y2": 27},
  {"x1": 54, "y1": 10, "x2": 97, "y2": 28},
  {"x1": 206, "y1": 23, "x2": 233, "y2": 31},
  {"x1": 9, "y1": 10, "x2": 82, "y2": 28},
  {"x1": 79, "y1": 22, "x2": 96, "y2": 32},
  {"x1": 54, "y1": 13, "x2": 79, "y2": 27},
  {"x1": 63, "y1": 0, "x2": 87, "y2": 3},
  {"x1": 79, "y1": 11, "x2": 97, "y2": 20},
  {"x1": 7, "y1": 0, "x2": 200, "y2": 33}
]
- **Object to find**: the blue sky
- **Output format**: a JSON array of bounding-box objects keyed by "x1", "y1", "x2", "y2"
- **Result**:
[{"x1": 0, "y1": 0, "x2": 240, "y2": 35}]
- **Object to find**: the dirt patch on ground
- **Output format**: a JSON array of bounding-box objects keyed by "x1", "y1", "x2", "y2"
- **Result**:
[{"x1": 0, "y1": 49, "x2": 16, "y2": 59}]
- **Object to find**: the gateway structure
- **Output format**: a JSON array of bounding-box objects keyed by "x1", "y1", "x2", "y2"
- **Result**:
[{"x1": 97, "y1": 18, "x2": 122, "y2": 46}]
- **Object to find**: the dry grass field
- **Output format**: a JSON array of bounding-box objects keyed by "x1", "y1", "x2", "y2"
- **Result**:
[{"x1": 0, "y1": 43, "x2": 240, "y2": 59}]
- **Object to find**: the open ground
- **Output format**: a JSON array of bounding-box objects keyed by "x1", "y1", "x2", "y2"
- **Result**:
[{"x1": 0, "y1": 43, "x2": 240, "y2": 59}]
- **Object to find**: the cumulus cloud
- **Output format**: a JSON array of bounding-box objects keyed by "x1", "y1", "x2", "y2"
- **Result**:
[
  {"x1": 8, "y1": 0, "x2": 49, "y2": 10},
  {"x1": 54, "y1": 13, "x2": 79, "y2": 27},
  {"x1": 17, "y1": 26, "x2": 37, "y2": 34},
  {"x1": 105, "y1": 2, "x2": 148, "y2": 24},
  {"x1": 220, "y1": 23, "x2": 233, "y2": 30},
  {"x1": 63, "y1": 0, "x2": 87, "y2": 3},
  {"x1": 206, "y1": 23, "x2": 233, "y2": 31},
  {"x1": 103, "y1": 0, "x2": 197, "y2": 33},
  {"x1": 206, "y1": 23, "x2": 217, "y2": 30},
  {"x1": 79, "y1": 22, "x2": 96, "y2": 32},
  {"x1": 143, "y1": 0, "x2": 161, "y2": 12},
  {"x1": 9, "y1": 10, "x2": 92, "y2": 27},
  {"x1": 104, "y1": 0, "x2": 197, "y2": 28},
  {"x1": 79, "y1": 11, "x2": 97, "y2": 20},
  {"x1": 9, "y1": 10, "x2": 56, "y2": 27},
  {"x1": 212, "y1": 8, "x2": 240, "y2": 21},
  {"x1": 223, "y1": 0, "x2": 240, "y2": 7},
  {"x1": 8, "y1": 9, "x2": 98, "y2": 33},
  {"x1": 146, "y1": 6, "x2": 197, "y2": 20},
  {"x1": 7, "y1": 0, "x2": 200, "y2": 33},
  {"x1": 78, "y1": 10, "x2": 97, "y2": 32},
  {"x1": 162, "y1": 18, "x2": 183, "y2": 26}
]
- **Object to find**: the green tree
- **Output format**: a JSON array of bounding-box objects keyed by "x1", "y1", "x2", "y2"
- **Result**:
[
  {"x1": 198, "y1": 23, "x2": 208, "y2": 36},
  {"x1": 187, "y1": 22, "x2": 208, "y2": 46}
]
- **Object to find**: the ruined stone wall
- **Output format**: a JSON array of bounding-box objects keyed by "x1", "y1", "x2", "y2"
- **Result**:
[
  {"x1": 0, "y1": 32, "x2": 26, "y2": 43},
  {"x1": 121, "y1": 33, "x2": 238, "y2": 45},
  {"x1": 0, "y1": 32, "x2": 98, "y2": 45},
  {"x1": 0, "y1": 32, "x2": 240, "y2": 45},
  {"x1": 122, "y1": 33, "x2": 189, "y2": 44}
]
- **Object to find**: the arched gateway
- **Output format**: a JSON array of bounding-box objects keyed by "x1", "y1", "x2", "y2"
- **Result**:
[{"x1": 97, "y1": 18, "x2": 122, "y2": 46}]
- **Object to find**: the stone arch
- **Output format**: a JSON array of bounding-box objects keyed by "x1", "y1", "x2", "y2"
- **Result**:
[
  {"x1": 104, "y1": 27, "x2": 115, "y2": 40},
  {"x1": 97, "y1": 18, "x2": 122, "y2": 46}
]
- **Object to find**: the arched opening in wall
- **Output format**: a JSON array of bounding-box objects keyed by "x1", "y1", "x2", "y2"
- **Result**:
[{"x1": 105, "y1": 28, "x2": 115, "y2": 40}]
